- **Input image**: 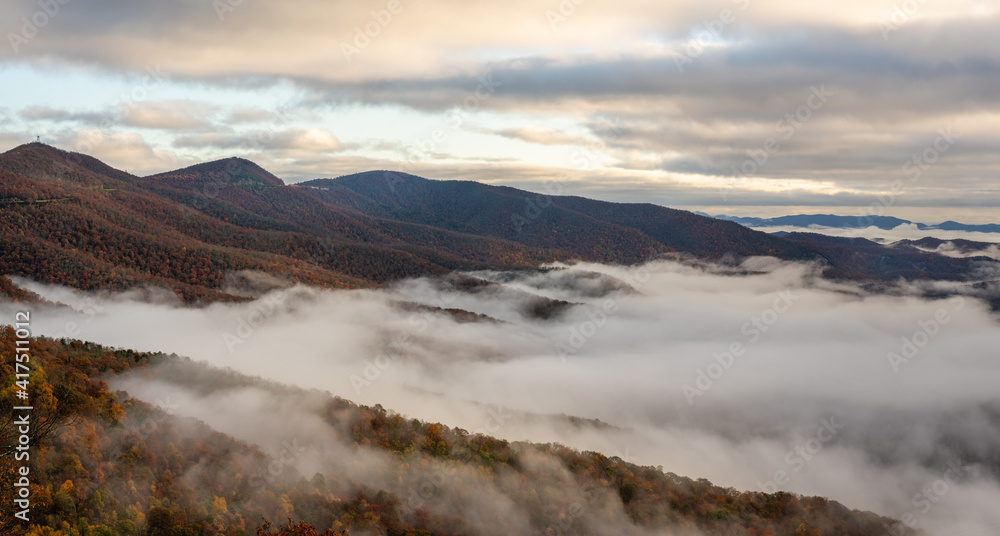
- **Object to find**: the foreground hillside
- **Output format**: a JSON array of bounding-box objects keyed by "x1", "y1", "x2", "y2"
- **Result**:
[{"x1": 0, "y1": 327, "x2": 915, "y2": 536}]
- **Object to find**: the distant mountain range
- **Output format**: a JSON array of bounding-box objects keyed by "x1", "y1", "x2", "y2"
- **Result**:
[
  {"x1": 0, "y1": 143, "x2": 997, "y2": 303},
  {"x1": 710, "y1": 213, "x2": 1000, "y2": 233}
]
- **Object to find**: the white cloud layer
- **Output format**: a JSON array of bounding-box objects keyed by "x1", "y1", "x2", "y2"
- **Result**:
[
  {"x1": 6, "y1": 258, "x2": 1000, "y2": 534},
  {"x1": 754, "y1": 224, "x2": 1000, "y2": 244}
]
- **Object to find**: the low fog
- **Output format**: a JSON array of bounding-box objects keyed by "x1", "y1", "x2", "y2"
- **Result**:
[
  {"x1": 753, "y1": 223, "x2": 1000, "y2": 245},
  {"x1": 913, "y1": 243, "x2": 1000, "y2": 262},
  {"x1": 6, "y1": 257, "x2": 1000, "y2": 535}
]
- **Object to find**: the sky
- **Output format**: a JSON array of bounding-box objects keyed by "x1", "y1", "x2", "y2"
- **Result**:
[{"x1": 1, "y1": 0, "x2": 999, "y2": 219}]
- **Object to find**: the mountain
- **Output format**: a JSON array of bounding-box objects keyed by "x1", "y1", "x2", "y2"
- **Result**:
[
  {"x1": 0, "y1": 144, "x2": 367, "y2": 302},
  {"x1": 781, "y1": 232, "x2": 997, "y2": 281},
  {"x1": 898, "y1": 236, "x2": 1000, "y2": 255},
  {"x1": 935, "y1": 220, "x2": 1000, "y2": 233},
  {"x1": 0, "y1": 144, "x2": 560, "y2": 302},
  {"x1": 142, "y1": 162, "x2": 564, "y2": 270},
  {"x1": 715, "y1": 213, "x2": 1000, "y2": 233},
  {"x1": 0, "y1": 143, "x2": 995, "y2": 304},
  {"x1": 301, "y1": 171, "x2": 818, "y2": 263},
  {"x1": 302, "y1": 171, "x2": 994, "y2": 282}
]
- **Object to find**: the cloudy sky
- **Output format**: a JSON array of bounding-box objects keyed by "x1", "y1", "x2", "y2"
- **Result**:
[{"x1": 2, "y1": 0, "x2": 998, "y2": 220}]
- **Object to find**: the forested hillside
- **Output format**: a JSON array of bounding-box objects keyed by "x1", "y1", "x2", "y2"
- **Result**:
[
  {"x1": 141, "y1": 160, "x2": 571, "y2": 269},
  {"x1": 303, "y1": 172, "x2": 992, "y2": 281},
  {"x1": 0, "y1": 327, "x2": 916, "y2": 536},
  {"x1": 2, "y1": 143, "x2": 992, "y2": 305},
  {"x1": 0, "y1": 145, "x2": 551, "y2": 302}
]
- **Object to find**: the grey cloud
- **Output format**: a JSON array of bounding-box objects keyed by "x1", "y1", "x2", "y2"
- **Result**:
[
  {"x1": 284, "y1": 21, "x2": 1000, "y2": 201},
  {"x1": 3, "y1": 0, "x2": 998, "y2": 211},
  {"x1": 173, "y1": 127, "x2": 342, "y2": 152},
  {"x1": 0, "y1": 129, "x2": 34, "y2": 148},
  {"x1": 120, "y1": 100, "x2": 217, "y2": 130},
  {"x1": 225, "y1": 106, "x2": 281, "y2": 124},
  {"x1": 20, "y1": 105, "x2": 115, "y2": 125},
  {"x1": 313, "y1": 22, "x2": 1000, "y2": 115},
  {"x1": 493, "y1": 126, "x2": 591, "y2": 146}
]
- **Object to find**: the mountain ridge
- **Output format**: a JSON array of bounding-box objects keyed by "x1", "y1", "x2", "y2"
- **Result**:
[
  {"x1": 715, "y1": 213, "x2": 1000, "y2": 233},
  {"x1": 1, "y1": 143, "x2": 996, "y2": 304}
]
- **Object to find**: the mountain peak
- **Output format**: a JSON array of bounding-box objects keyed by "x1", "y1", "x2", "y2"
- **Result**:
[
  {"x1": 6, "y1": 141, "x2": 56, "y2": 151},
  {"x1": 332, "y1": 169, "x2": 429, "y2": 189},
  {"x1": 3, "y1": 141, "x2": 72, "y2": 161},
  {"x1": 0, "y1": 142, "x2": 132, "y2": 186},
  {"x1": 146, "y1": 156, "x2": 285, "y2": 187}
]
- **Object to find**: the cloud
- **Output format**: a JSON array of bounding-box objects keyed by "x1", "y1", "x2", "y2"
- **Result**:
[
  {"x1": 57, "y1": 129, "x2": 189, "y2": 175},
  {"x1": 752, "y1": 223, "x2": 1000, "y2": 244},
  {"x1": 913, "y1": 242, "x2": 1000, "y2": 261},
  {"x1": 7, "y1": 257, "x2": 1000, "y2": 534},
  {"x1": 225, "y1": 106, "x2": 281, "y2": 124},
  {"x1": 120, "y1": 100, "x2": 216, "y2": 130},
  {"x1": 173, "y1": 127, "x2": 342, "y2": 152},
  {"x1": 20, "y1": 105, "x2": 115, "y2": 125},
  {"x1": 0, "y1": 129, "x2": 34, "y2": 148},
  {"x1": 2, "y1": 0, "x2": 999, "y2": 215},
  {"x1": 1, "y1": 0, "x2": 995, "y2": 83},
  {"x1": 494, "y1": 126, "x2": 592, "y2": 146}
]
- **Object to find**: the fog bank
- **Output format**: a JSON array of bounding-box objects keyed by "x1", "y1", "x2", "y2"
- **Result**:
[{"x1": 6, "y1": 257, "x2": 1000, "y2": 534}]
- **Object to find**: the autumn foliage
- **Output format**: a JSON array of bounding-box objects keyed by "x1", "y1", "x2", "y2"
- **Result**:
[{"x1": 1, "y1": 328, "x2": 916, "y2": 536}]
